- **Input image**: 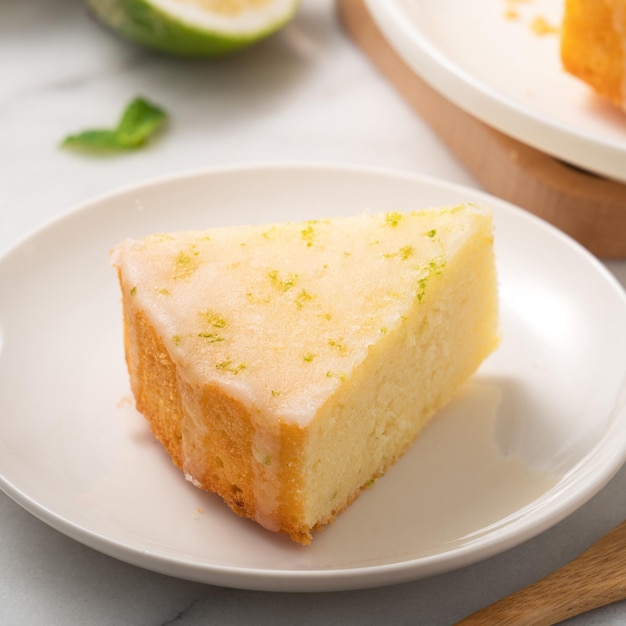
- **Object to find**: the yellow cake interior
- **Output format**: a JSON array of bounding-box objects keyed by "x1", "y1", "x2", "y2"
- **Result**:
[{"x1": 111, "y1": 205, "x2": 499, "y2": 544}]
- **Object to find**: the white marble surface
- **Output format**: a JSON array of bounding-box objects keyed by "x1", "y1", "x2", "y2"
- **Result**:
[{"x1": 1, "y1": 1, "x2": 625, "y2": 624}]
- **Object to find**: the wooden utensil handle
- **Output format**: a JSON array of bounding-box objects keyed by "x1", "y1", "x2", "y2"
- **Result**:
[{"x1": 456, "y1": 520, "x2": 626, "y2": 625}]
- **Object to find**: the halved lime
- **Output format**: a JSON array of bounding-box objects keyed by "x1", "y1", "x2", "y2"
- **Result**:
[{"x1": 87, "y1": 0, "x2": 300, "y2": 57}]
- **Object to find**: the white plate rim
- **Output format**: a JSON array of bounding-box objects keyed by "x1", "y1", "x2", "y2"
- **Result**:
[
  {"x1": 1, "y1": 162, "x2": 625, "y2": 592},
  {"x1": 365, "y1": 0, "x2": 626, "y2": 184}
]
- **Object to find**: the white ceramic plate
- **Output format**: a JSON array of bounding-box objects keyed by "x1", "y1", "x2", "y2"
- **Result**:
[
  {"x1": 1, "y1": 164, "x2": 625, "y2": 592},
  {"x1": 366, "y1": 0, "x2": 626, "y2": 183}
]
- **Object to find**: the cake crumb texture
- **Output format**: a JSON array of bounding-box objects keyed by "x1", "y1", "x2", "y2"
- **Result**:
[{"x1": 112, "y1": 205, "x2": 499, "y2": 544}]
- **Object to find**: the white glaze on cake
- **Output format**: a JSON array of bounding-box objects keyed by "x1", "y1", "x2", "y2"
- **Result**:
[{"x1": 115, "y1": 208, "x2": 479, "y2": 426}]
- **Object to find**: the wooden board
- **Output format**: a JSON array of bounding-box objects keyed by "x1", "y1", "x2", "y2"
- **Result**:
[{"x1": 337, "y1": 0, "x2": 626, "y2": 258}]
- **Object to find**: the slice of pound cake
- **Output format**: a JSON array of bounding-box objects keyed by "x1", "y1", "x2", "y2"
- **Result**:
[
  {"x1": 561, "y1": 0, "x2": 626, "y2": 110},
  {"x1": 111, "y1": 204, "x2": 499, "y2": 544}
]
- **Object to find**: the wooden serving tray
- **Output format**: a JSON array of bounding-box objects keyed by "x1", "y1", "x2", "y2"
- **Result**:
[{"x1": 337, "y1": 0, "x2": 626, "y2": 258}]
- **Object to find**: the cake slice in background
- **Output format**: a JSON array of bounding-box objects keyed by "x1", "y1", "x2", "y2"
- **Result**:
[
  {"x1": 561, "y1": 0, "x2": 626, "y2": 110},
  {"x1": 111, "y1": 205, "x2": 499, "y2": 544}
]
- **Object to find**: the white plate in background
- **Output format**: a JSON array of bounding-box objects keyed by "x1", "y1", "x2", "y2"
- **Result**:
[
  {"x1": 366, "y1": 0, "x2": 626, "y2": 183},
  {"x1": 0, "y1": 164, "x2": 625, "y2": 591}
]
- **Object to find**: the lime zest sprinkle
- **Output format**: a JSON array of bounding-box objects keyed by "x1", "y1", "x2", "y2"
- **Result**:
[
  {"x1": 384, "y1": 211, "x2": 404, "y2": 227},
  {"x1": 173, "y1": 244, "x2": 200, "y2": 280},
  {"x1": 197, "y1": 310, "x2": 228, "y2": 343},
  {"x1": 383, "y1": 245, "x2": 413, "y2": 260},
  {"x1": 428, "y1": 258, "x2": 446, "y2": 275},
  {"x1": 295, "y1": 289, "x2": 315, "y2": 308},
  {"x1": 130, "y1": 286, "x2": 137, "y2": 297},
  {"x1": 197, "y1": 332, "x2": 225, "y2": 343},
  {"x1": 301, "y1": 224, "x2": 316, "y2": 247},
  {"x1": 326, "y1": 370, "x2": 346, "y2": 382},
  {"x1": 267, "y1": 269, "x2": 298, "y2": 292},
  {"x1": 199, "y1": 310, "x2": 228, "y2": 329},
  {"x1": 303, "y1": 352, "x2": 316, "y2": 362},
  {"x1": 216, "y1": 360, "x2": 247, "y2": 374},
  {"x1": 262, "y1": 226, "x2": 282, "y2": 240},
  {"x1": 416, "y1": 257, "x2": 447, "y2": 303},
  {"x1": 426, "y1": 229, "x2": 437, "y2": 238},
  {"x1": 327, "y1": 338, "x2": 348, "y2": 355}
]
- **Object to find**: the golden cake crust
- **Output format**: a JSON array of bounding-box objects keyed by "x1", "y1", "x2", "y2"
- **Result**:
[
  {"x1": 561, "y1": 0, "x2": 626, "y2": 108},
  {"x1": 120, "y1": 273, "x2": 316, "y2": 542}
]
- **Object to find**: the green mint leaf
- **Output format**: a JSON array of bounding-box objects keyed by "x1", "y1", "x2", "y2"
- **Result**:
[
  {"x1": 116, "y1": 97, "x2": 168, "y2": 148},
  {"x1": 62, "y1": 129, "x2": 128, "y2": 151},
  {"x1": 61, "y1": 96, "x2": 168, "y2": 153}
]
